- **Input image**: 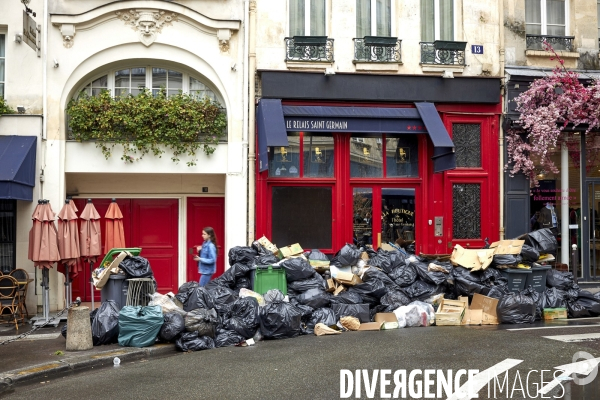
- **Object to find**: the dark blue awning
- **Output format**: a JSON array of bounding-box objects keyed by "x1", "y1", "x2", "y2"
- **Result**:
[
  {"x1": 256, "y1": 100, "x2": 455, "y2": 173},
  {"x1": 257, "y1": 99, "x2": 288, "y2": 172},
  {"x1": 414, "y1": 102, "x2": 456, "y2": 172},
  {"x1": 0, "y1": 136, "x2": 37, "y2": 201}
]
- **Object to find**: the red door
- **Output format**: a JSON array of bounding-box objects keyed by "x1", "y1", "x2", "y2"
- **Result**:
[
  {"x1": 186, "y1": 197, "x2": 225, "y2": 283},
  {"x1": 71, "y1": 198, "x2": 179, "y2": 302}
]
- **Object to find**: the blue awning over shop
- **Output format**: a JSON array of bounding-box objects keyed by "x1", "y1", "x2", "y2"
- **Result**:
[
  {"x1": 0, "y1": 136, "x2": 37, "y2": 201},
  {"x1": 256, "y1": 100, "x2": 455, "y2": 172},
  {"x1": 414, "y1": 102, "x2": 456, "y2": 173},
  {"x1": 257, "y1": 99, "x2": 288, "y2": 172}
]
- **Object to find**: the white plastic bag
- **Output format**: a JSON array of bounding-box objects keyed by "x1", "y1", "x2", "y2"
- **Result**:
[
  {"x1": 148, "y1": 292, "x2": 186, "y2": 316},
  {"x1": 239, "y1": 288, "x2": 266, "y2": 306},
  {"x1": 393, "y1": 302, "x2": 431, "y2": 328}
]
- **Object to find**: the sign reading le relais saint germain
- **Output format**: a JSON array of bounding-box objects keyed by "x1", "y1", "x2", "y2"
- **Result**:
[
  {"x1": 285, "y1": 117, "x2": 425, "y2": 134},
  {"x1": 23, "y1": 10, "x2": 40, "y2": 54}
]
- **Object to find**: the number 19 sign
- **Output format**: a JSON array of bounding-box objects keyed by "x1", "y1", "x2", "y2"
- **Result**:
[{"x1": 471, "y1": 45, "x2": 483, "y2": 54}]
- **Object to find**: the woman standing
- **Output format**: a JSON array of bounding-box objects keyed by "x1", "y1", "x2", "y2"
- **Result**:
[{"x1": 193, "y1": 227, "x2": 218, "y2": 286}]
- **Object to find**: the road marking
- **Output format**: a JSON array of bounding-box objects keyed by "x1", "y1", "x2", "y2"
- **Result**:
[
  {"x1": 538, "y1": 356, "x2": 600, "y2": 395},
  {"x1": 1, "y1": 333, "x2": 60, "y2": 341},
  {"x1": 542, "y1": 333, "x2": 600, "y2": 342},
  {"x1": 447, "y1": 358, "x2": 523, "y2": 400},
  {"x1": 507, "y1": 323, "x2": 600, "y2": 331}
]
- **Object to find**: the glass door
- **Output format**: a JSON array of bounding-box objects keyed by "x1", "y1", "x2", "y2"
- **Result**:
[
  {"x1": 588, "y1": 181, "x2": 600, "y2": 279},
  {"x1": 352, "y1": 186, "x2": 416, "y2": 248}
]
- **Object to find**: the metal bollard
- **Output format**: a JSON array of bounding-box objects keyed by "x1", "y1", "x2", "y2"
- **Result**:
[{"x1": 571, "y1": 244, "x2": 579, "y2": 284}]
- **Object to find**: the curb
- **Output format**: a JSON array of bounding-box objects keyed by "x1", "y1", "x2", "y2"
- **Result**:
[{"x1": 0, "y1": 343, "x2": 176, "y2": 391}]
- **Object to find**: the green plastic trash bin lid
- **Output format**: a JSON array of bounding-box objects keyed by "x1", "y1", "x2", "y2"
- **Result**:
[
  {"x1": 500, "y1": 268, "x2": 532, "y2": 293},
  {"x1": 253, "y1": 265, "x2": 287, "y2": 296}
]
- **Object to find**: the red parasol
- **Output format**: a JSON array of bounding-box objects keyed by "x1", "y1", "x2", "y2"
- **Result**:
[
  {"x1": 79, "y1": 200, "x2": 102, "y2": 264},
  {"x1": 104, "y1": 199, "x2": 126, "y2": 251},
  {"x1": 28, "y1": 200, "x2": 61, "y2": 269},
  {"x1": 57, "y1": 199, "x2": 81, "y2": 272}
]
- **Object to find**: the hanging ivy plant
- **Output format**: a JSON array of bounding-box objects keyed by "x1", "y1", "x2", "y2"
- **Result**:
[
  {"x1": 506, "y1": 42, "x2": 600, "y2": 185},
  {"x1": 67, "y1": 89, "x2": 227, "y2": 166}
]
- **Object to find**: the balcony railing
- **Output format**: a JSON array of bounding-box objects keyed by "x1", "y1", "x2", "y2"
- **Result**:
[
  {"x1": 285, "y1": 36, "x2": 334, "y2": 62},
  {"x1": 420, "y1": 40, "x2": 467, "y2": 66},
  {"x1": 353, "y1": 37, "x2": 401, "y2": 63},
  {"x1": 526, "y1": 34, "x2": 574, "y2": 52}
]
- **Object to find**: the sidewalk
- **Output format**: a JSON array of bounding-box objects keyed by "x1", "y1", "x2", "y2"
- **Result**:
[{"x1": 0, "y1": 317, "x2": 176, "y2": 393}]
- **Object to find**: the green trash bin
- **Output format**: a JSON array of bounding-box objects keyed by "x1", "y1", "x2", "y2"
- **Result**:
[
  {"x1": 525, "y1": 264, "x2": 552, "y2": 293},
  {"x1": 253, "y1": 265, "x2": 287, "y2": 296},
  {"x1": 500, "y1": 268, "x2": 532, "y2": 293}
]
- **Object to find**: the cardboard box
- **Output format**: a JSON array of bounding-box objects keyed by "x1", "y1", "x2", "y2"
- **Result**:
[
  {"x1": 490, "y1": 240, "x2": 525, "y2": 255},
  {"x1": 463, "y1": 293, "x2": 499, "y2": 325},
  {"x1": 374, "y1": 313, "x2": 399, "y2": 330},
  {"x1": 326, "y1": 278, "x2": 337, "y2": 293},
  {"x1": 257, "y1": 235, "x2": 279, "y2": 255},
  {"x1": 543, "y1": 308, "x2": 568, "y2": 320},
  {"x1": 358, "y1": 322, "x2": 384, "y2": 331},
  {"x1": 450, "y1": 244, "x2": 495, "y2": 271},
  {"x1": 379, "y1": 243, "x2": 395, "y2": 252},
  {"x1": 435, "y1": 298, "x2": 467, "y2": 326},
  {"x1": 334, "y1": 271, "x2": 363, "y2": 286},
  {"x1": 333, "y1": 285, "x2": 346, "y2": 295},
  {"x1": 277, "y1": 243, "x2": 304, "y2": 259}
]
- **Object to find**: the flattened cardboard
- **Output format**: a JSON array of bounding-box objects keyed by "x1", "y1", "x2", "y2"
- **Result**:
[
  {"x1": 333, "y1": 284, "x2": 346, "y2": 295},
  {"x1": 334, "y1": 271, "x2": 363, "y2": 286},
  {"x1": 490, "y1": 240, "x2": 525, "y2": 255},
  {"x1": 450, "y1": 244, "x2": 495, "y2": 271},
  {"x1": 543, "y1": 308, "x2": 568, "y2": 320},
  {"x1": 464, "y1": 293, "x2": 499, "y2": 325},
  {"x1": 374, "y1": 313, "x2": 399, "y2": 330},
  {"x1": 379, "y1": 243, "x2": 395, "y2": 252},
  {"x1": 326, "y1": 278, "x2": 337, "y2": 293},
  {"x1": 357, "y1": 322, "x2": 384, "y2": 331}
]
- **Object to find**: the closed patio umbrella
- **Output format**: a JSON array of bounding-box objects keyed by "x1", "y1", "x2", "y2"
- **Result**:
[
  {"x1": 57, "y1": 199, "x2": 81, "y2": 307},
  {"x1": 104, "y1": 199, "x2": 126, "y2": 251},
  {"x1": 28, "y1": 200, "x2": 61, "y2": 324},
  {"x1": 79, "y1": 199, "x2": 101, "y2": 310}
]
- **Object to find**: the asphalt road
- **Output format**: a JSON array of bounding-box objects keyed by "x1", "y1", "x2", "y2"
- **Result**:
[{"x1": 5, "y1": 319, "x2": 600, "y2": 400}]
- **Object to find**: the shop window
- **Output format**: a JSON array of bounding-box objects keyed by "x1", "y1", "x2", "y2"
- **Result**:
[
  {"x1": 268, "y1": 135, "x2": 301, "y2": 177},
  {"x1": 303, "y1": 135, "x2": 334, "y2": 177},
  {"x1": 453, "y1": 123, "x2": 481, "y2": 168},
  {"x1": 0, "y1": 200, "x2": 16, "y2": 274},
  {"x1": 386, "y1": 135, "x2": 419, "y2": 177},
  {"x1": 353, "y1": 188, "x2": 373, "y2": 246},
  {"x1": 453, "y1": 183, "x2": 481, "y2": 239},
  {"x1": 350, "y1": 136, "x2": 383, "y2": 177},
  {"x1": 272, "y1": 186, "x2": 332, "y2": 248}
]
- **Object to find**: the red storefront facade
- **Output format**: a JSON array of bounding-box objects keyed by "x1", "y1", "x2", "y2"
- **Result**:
[{"x1": 255, "y1": 71, "x2": 501, "y2": 257}]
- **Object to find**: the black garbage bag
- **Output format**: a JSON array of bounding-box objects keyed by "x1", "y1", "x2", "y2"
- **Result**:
[
  {"x1": 332, "y1": 244, "x2": 362, "y2": 267},
  {"x1": 361, "y1": 266, "x2": 398, "y2": 289},
  {"x1": 119, "y1": 256, "x2": 153, "y2": 279},
  {"x1": 297, "y1": 288, "x2": 331, "y2": 309},
  {"x1": 406, "y1": 243, "x2": 416, "y2": 254},
  {"x1": 330, "y1": 303, "x2": 370, "y2": 323},
  {"x1": 391, "y1": 264, "x2": 418, "y2": 287},
  {"x1": 175, "y1": 332, "x2": 215, "y2": 352},
  {"x1": 208, "y1": 262, "x2": 253, "y2": 289},
  {"x1": 175, "y1": 281, "x2": 198, "y2": 305},
  {"x1": 542, "y1": 287, "x2": 567, "y2": 309},
  {"x1": 251, "y1": 241, "x2": 270, "y2": 256},
  {"x1": 520, "y1": 245, "x2": 540, "y2": 262},
  {"x1": 264, "y1": 289, "x2": 285, "y2": 303},
  {"x1": 233, "y1": 276, "x2": 252, "y2": 292},
  {"x1": 287, "y1": 273, "x2": 326, "y2": 292},
  {"x1": 228, "y1": 246, "x2": 258, "y2": 266},
  {"x1": 92, "y1": 300, "x2": 121, "y2": 345},
  {"x1": 158, "y1": 312, "x2": 186, "y2": 342},
  {"x1": 206, "y1": 285, "x2": 237, "y2": 316},
  {"x1": 524, "y1": 287, "x2": 543, "y2": 321},
  {"x1": 546, "y1": 270, "x2": 575, "y2": 290},
  {"x1": 222, "y1": 297, "x2": 260, "y2": 339},
  {"x1": 404, "y1": 280, "x2": 445, "y2": 301},
  {"x1": 574, "y1": 291, "x2": 600, "y2": 316},
  {"x1": 280, "y1": 258, "x2": 314, "y2": 282},
  {"x1": 307, "y1": 249, "x2": 330, "y2": 265},
  {"x1": 411, "y1": 260, "x2": 449, "y2": 285},
  {"x1": 303, "y1": 308, "x2": 337, "y2": 335},
  {"x1": 496, "y1": 292, "x2": 536, "y2": 324},
  {"x1": 525, "y1": 228, "x2": 558, "y2": 254},
  {"x1": 492, "y1": 254, "x2": 520, "y2": 268},
  {"x1": 368, "y1": 249, "x2": 392, "y2": 272},
  {"x1": 567, "y1": 299, "x2": 591, "y2": 318},
  {"x1": 385, "y1": 251, "x2": 407, "y2": 274},
  {"x1": 329, "y1": 291, "x2": 363, "y2": 305},
  {"x1": 184, "y1": 287, "x2": 215, "y2": 312},
  {"x1": 454, "y1": 277, "x2": 488, "y2": 297},
  {"x1": 347, "y1": 279, "x2": 387, "y2": 299},
  {"x1": 256, "y1": 253, "x2": 280, "y2": 266},
  {"x1": 259, "y1": 301, "x2": 303, "y2": 340},
  {"x1": 380, "y1": 290, "x2": 411, "y2": 311},
  {"x1": 185, "y1": 308, "x2": 218, "y2": 338},
  {"x1": 214, "y1": 328, "x2": 246, "y2": 347}
]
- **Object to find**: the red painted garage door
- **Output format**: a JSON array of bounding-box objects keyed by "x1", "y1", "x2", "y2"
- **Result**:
[{"x1": 71, "y1": 198, "x2": 179, "y2": 302}]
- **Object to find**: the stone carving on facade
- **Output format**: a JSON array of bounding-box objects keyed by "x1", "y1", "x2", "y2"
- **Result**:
[
  {"x1": 116, "y1": 9, "x2": 178, "y2": 47},
  {"x1": 217, "y1": 29, "x2": 232, "y2": 53},
  {"x1": 60, "y1": 24, "x2": 76, "y2": 48}
]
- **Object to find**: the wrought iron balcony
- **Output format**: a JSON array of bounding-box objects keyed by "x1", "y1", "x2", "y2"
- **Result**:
[
  {"x1": 420, "y1": 40, "x2": 467, "y2": 66},
  {"x1": 353, "y1": 37, "x2": 401, "y2": 63},
  {"x1": 526, "y1": 35, "x2": 574, "y2": 52},
  {"x1": 285, "y1": 36, "x2": 334, "y2": 62}
]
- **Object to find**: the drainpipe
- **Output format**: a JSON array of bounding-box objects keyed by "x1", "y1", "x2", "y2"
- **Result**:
[
  {"x1": 498, "y1": 0, "x2": 506, "y2": 240},
  {"x1": 247, "y1": 0, "x2": 257, "y2": 246}
]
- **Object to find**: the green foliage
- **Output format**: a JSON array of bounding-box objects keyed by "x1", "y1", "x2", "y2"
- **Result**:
[
  {"x1": 0, "y1": 97, "x2": 16, "y2": 115},
  {"x1": 67, "y1": 89, "x2": 227, "y2": 166}
]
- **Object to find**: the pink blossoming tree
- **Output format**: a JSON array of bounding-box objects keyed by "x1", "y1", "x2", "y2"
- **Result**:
[{"x1": 506, "y1": 43, "x2": 600, "y2": 185}]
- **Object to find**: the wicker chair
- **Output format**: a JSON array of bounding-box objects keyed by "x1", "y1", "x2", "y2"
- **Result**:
[
  {"x1": 9, "y1": 269, "x2": 30, "y2": 319},
  {"x1": 0, "y1": 275, "x2": 23, "y2": 330}
]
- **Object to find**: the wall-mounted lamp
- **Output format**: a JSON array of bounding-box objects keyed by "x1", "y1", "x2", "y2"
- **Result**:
[
  {"x1": 14, "y1": 34, "x2": 22, "y2": 43},
  {"x1": 53, "y1": 58, "x2": 59, "y2": 68},
  {"x1": 17, "y1": 106, "x2": 26, "y2": 114},
  {"x1": 313, "y1": 147, "x2": 324, "y2": 163},
  {"x1": 363, "y1": 147, "x2": 370, "y2": 156},
  {"x1": 442, "y1": 70, "x2": 454, "y2": 79}
]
